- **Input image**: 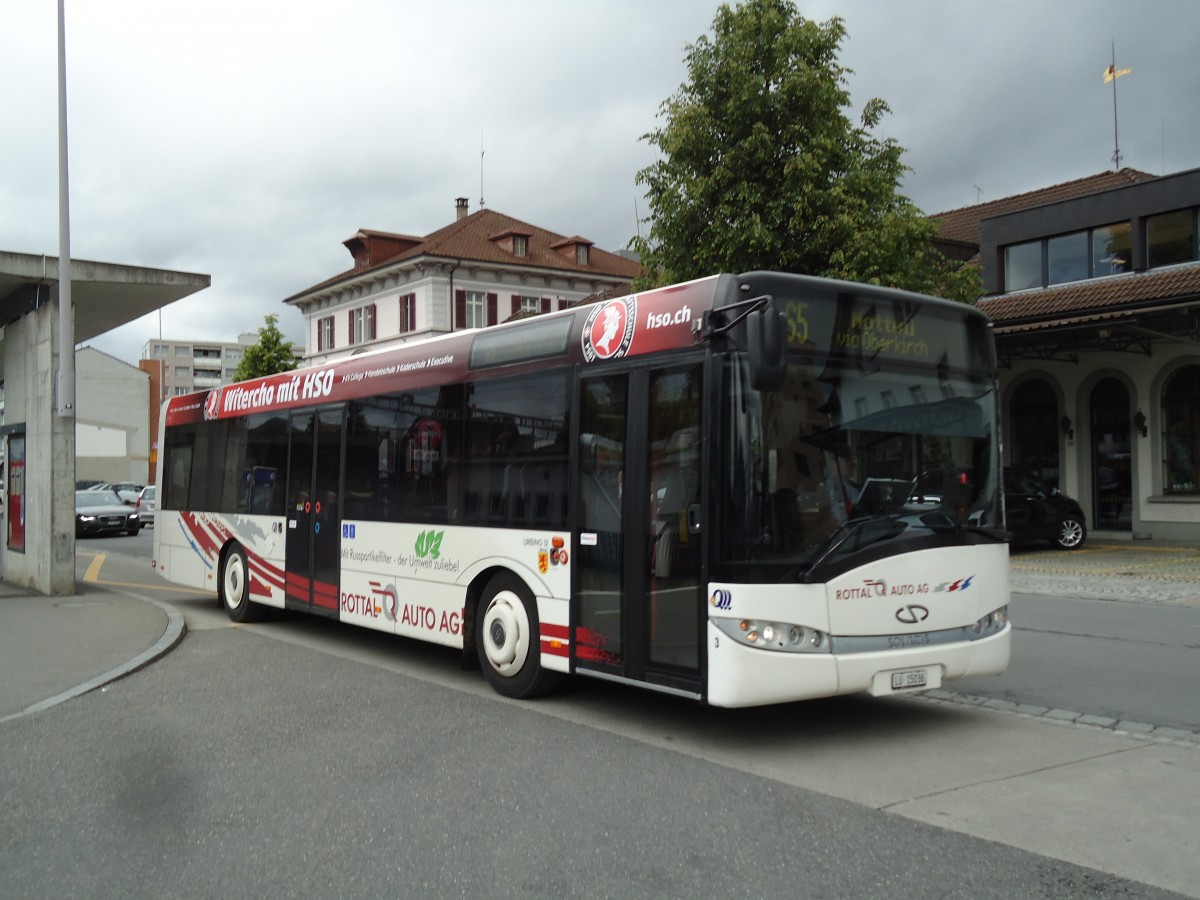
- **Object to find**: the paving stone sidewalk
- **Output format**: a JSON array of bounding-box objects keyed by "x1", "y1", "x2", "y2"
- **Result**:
[{"x1": 1009, "y1": 539, "x2": 1200, "y2": 605}]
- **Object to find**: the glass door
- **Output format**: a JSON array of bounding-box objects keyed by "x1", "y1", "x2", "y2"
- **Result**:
[
  {"x1": 574, "y1": 362, "x2": 704, "y2": 690},
  {"x1": 285, "y1": 407, "x2": 344, "y2": 613}
]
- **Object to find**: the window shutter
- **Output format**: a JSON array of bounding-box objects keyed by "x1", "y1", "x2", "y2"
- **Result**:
[
  {"x1": 348, "y1": 310, "x2": 355, "y2": 344},
  {"x1": 317, "y1": 320, "x2": 324, "y2": 352},
  {"x1": 511, "y1": 295, "x2": 520, "y2": 318},
  {"x1": 558, "y1": 299, "x2": 568, "y2": 311},
  {"x1": 541, "y1": 297, "x2": 551, "y2": 314},
  {"x1": 455, "y1": 290, "x2": 466, "y2": 330},
  {"x1": 409, "y1": 294, "x2": 417, "y2": 331},
  {"x1": 487, "y1": 293, "x2": 498, "y2": 326},
  {"x1": 369, "y1": 303, "x2": 377, "y2": 340}
]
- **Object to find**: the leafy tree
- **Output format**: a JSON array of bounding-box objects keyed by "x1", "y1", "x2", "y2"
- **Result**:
[
  {"x1": 232, "y1": 314, "x2": 299, "y2": 381},
  {"x1": 632, "y1": 0, "x2": 979, "y2": 302}
]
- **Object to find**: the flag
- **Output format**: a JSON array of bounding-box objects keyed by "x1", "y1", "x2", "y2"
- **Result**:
[{"x1": 1104, "y1": 65, "x2": 1132, "y2": 83}]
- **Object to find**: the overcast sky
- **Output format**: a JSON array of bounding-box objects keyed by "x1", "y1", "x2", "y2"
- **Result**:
[{"x1": 3, "y1": 0, "x2": 1198, "y2": 365}]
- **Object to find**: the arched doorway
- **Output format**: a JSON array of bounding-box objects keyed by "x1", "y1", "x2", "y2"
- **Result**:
[
  {"x1": 1090, "y1": 377, "x2": 1132, "y2": 531},
  {"x1": 1011, "y1": 378, "x2": 1060, "y2": 486}
]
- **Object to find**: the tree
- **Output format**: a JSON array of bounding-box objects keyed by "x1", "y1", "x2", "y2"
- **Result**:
[
  {"x1": 632, "y1": 0, "x2": 979, "y2": 302},
  {"x1": 232, "y1": 314, "x2": 299, "y2": 381}
]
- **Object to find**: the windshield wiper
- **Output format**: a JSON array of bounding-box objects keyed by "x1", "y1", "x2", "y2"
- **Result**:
[
  {"x1": 797, "y1": 514, "x2": 1008, "y2": 583},
  {"x1": 800, "y1": 514, "x2": 908, "y2": 578}
]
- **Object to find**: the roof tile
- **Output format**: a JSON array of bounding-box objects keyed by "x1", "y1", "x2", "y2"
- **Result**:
[
  {"x1": 978, "y1": 263, "x2": 1200, "y2": 327},
  {"x1": 931, "y1": 168, "x2": 1156, "y2": 246},
  {"x1": 290, "y1": 208, "x2": 640, "y2": 301}
]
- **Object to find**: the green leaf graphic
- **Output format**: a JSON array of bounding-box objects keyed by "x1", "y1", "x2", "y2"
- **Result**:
[
  {"x1": 428, "y1": 531, "x2": 444, "y2": 559},
  {"x1": 415, "y1": 531, "x2": 429, "y2": 557}
]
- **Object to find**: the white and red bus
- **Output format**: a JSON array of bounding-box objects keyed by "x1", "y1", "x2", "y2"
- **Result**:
[{"x1": 153, "y1": 272, "x2": 1010, "y2": 706}]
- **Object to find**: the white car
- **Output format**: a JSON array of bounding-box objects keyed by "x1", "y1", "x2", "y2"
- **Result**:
[
  {"x1": 135, "y1": 485, "x2": 156, "y2": 527},
  {"x1": 88, "y1": 481, "x2": 144, "y2": 506}
]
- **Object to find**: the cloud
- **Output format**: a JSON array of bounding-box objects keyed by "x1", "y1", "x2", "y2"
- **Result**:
[{"x1": 2, "y1": 0, "x2": 1197, "y2": 364}]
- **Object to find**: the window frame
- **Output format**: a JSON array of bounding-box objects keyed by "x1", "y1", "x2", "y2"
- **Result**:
[{"x1": 317, "y1": 316, "x2": 335, "y2": 352}]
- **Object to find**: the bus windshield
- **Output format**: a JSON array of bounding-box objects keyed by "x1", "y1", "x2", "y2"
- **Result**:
[{"x1": 716, "y1": 295, "x2": 1003, "y2": 583}]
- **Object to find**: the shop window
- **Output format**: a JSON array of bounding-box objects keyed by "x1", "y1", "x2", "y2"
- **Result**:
[
  {"x1": 1010, "y1": 378, "x2": 1060, "y2": 487},
  {"x1": 1162, "y1": 365, "x2": 1200, "y2": 494}
]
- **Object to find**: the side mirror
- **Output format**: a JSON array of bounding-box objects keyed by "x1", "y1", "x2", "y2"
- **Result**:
[{"x1": 747, "y1": 307, "x2": 786, "y2": 391}]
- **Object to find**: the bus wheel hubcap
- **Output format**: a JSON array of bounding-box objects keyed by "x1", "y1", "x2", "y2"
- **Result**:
[
  {"x1": 225, "y1": 557, "x2": 244, "y2": 607},
  {"x1": 482, "y1": 591, "x2": 529, "y2": 677}
]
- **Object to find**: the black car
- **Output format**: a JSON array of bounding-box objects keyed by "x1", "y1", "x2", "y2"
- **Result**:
[
  {"x1": 1003, "y1": 468, "x2": 1086, "y2": 550},
  {"x1": 75, "y1": 489, "x2": 140, "y2": 537}
]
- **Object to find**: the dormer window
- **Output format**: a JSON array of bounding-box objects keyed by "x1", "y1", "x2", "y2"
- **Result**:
[
  {"x1": 576, "y1": 244, "x2": 589, "y2": 265},
  {"x1": 489, "y1": 228, "x2": 533, "y2": 258}
]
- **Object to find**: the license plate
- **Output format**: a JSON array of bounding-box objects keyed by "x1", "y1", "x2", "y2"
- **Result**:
[{"x1": 891, "y1": 669, "x2": 928, "y2": 690}]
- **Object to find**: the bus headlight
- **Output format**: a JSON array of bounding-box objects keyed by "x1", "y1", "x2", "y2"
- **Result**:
[
  {"x1": 715, "y1": 617, "x2": 831, "y2": 653},
  {"x1": 972, "y1": 606, "x2": 1008, "y2": 639}
]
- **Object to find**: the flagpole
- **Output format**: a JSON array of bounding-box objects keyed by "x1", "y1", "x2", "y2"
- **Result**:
[
  {"x1": 1104, "y1": 43, "x2": 1132, "y2": 170},
  {"x1": 1110, "y1": 42, "x2": 1121, "y2": 169}
]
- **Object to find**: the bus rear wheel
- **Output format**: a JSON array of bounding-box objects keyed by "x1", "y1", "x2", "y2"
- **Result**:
[
  {"x1": 476, "y1": 573, "x2": 561, "y2": 699},
  {"x1": 221, "y1": 544, "x2": 267, "y2": 622}
]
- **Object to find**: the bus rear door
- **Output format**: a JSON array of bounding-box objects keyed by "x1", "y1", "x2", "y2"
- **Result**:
[{"x1": 285, "y1": 407, "x2": 344, "y2": 615}]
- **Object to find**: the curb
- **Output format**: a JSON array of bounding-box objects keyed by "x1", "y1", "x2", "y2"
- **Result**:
[
  {"x1": 0, "y1": 592, "x2": 186, "y2": 724},
  {"x1": 922, "y1": 688, "x2": 1200, "y2": 749}
]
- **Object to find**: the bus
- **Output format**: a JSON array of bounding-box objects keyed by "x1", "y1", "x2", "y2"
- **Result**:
[{"x1": 153, "y1": 271, "x2": 1011, "y2": 707}]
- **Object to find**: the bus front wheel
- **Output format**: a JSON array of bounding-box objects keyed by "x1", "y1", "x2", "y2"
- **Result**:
[
  {"x1": 221, "y1": 544, "x2": 266, "y2": 623},
  {"x1": 476, "y1": 573, "x2": 561, "y2": 699}
]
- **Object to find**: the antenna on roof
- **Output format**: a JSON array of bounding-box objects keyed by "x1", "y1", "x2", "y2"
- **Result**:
[
  {"x1": 480, "y1": 130, "x2": 485, "y2": 209},
  {"x1": 973, "y1": 185, "x2": 983, "y2": 204}
]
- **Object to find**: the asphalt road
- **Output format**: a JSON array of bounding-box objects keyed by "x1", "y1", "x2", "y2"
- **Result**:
[
  {"x1": 1, "y1": 591, "x2": 1183, "y2": 899},
  {"x1": 84, "y1": 528, "x2": 1200, "y2": 733},
  {"x1": 950, "y1": 590, "x2": 1200, "y2": 731}
]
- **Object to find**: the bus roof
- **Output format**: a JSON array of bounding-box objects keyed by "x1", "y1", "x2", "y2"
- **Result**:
[{"x1": 165, "y1": 275, "x2": 724, "y2": 427}]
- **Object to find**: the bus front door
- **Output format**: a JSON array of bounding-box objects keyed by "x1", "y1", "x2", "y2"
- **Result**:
[
  {"x1": 575, "y1": 362, "x2": 704, "y2": 694},
  {"x1": 285, "y1": 407, "x2": 344, "y2": 615}
]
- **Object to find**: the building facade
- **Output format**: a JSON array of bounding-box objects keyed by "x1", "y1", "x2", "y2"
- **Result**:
[
  {"x1": 140, "y1": 332, "x2": 304, "y2": 398},
  {"x1": 284, "y1": 198, "x2": 641, "y2": 366},
  {"x1": 76, "y1": 347, "x2": 152, "y2": 486},
  {"x1": 935, "y1": 167, "x2": 1200, "y2": 540}
]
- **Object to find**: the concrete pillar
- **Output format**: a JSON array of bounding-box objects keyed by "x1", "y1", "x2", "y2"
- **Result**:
[{"x1": 2, "y1": 294, "x2": 75, "y2": 594}]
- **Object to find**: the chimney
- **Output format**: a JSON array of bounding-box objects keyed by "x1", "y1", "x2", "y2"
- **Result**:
[{"x1": 455, "y1": 197, "x2": 469, "y2": 221}]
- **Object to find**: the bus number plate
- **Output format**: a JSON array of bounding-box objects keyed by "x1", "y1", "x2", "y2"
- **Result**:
[{"x1": 891, "y1": 669, "x2": 927, "y2": 690}]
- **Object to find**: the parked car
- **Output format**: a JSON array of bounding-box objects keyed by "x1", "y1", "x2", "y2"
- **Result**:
[
  {"x1": 76, "y1": 479, "x2": 105, "y2": 490},
  {"x1": 1003, "y1": 467, "x2": 1087, "y2": 550},
  {"x1": 75, "y1": 489, "x2": 140, "y2": 537},
  {"x1": 87, "y1": 481, "x2": 144, "y2": 505},
  {"x1": 135, "y1": 485, "x2": 156, "y2": 528}
]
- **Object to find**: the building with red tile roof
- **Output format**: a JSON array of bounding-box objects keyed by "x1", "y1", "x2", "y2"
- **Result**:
[{"x1": 286, "y1": 198, "x2": 641, "y2": 366}]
